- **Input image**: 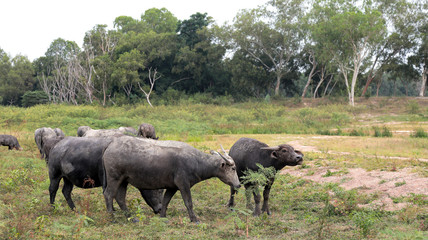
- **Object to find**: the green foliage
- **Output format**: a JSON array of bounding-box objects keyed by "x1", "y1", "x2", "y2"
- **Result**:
[
  {"x1": 21, "y1": 91, "x2": 49, "y2": 107},
  {"x1": 411, "y1": 128, "x2": 428, "y2": 138},
  {"x1": 395, "y1": 181, "x2": 406, "y2": 187},
  {"x1": 373, "y1": 126, "x2": 393, "y2": 137},
  {"x1": 241, "y1": 164, "x2": 277, "y2": 194},
  {"x1": 351, "y1": 210, "x2": 380, "y2": 238},
  {"x1": 407, "y1": 100, "x2": 421, "y2": 114}
]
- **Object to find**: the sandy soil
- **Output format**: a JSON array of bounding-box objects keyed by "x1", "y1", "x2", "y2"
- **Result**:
[{"x1": 281, "y1": 140, "x2": 428, "y2": 211}]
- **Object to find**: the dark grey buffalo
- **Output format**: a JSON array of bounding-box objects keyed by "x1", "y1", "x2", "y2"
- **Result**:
[
  {"x1": 48, "y1": 137, "x2": 163, "y2": 213},
  {"x1": 35, "y1": 127, "x2": 65, "y2": 159},
  {"x1": 227, "y1": 137, "x2": 303, "y2": 216},
  {"x1": 137, "y1": 123, "x2": 158, "y2": 139},
  {"x1": 0, "y1": 134, "x2": 22, "y2": 150},
  {"x1": 103, "y1": 136, "x2": 241, "y2": 223}
]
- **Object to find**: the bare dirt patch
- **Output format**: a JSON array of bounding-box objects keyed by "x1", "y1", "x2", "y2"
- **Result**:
[
  {"x1": 283, "y1": 138, "x2": 428, "y2": 211},
  {"x1": 283, "y1": 167, "x2": 427, "y2": 211}
]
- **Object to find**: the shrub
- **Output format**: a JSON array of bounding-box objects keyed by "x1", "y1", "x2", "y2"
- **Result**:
[
  {"x1": 351, "y1": 210, "x2": 380, "y2": 238},
  {"x1": 406, "y1": 100, "x2": 420, "y2": 114},
  {"x1": 241, "y1": 164, "x2": 277, "y2": 195},
  {"x1": 21, "y1": 91, "x2": 49, "y2": 107},
  {"x1": 373, "y1": 126, "x2": 393, "y2": 137},
  {"x1": 411, "y1": 128, "x2": 428, "y2": 138}
]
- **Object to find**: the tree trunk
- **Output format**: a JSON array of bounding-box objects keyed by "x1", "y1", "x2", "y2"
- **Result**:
[
  {"x1": 302, "y1": 63, "x2": 317, "y2": 99},
  {"x1": 274, "y1": 74, "x2": 281, "y2": 96},
  {"x1": 314, "y1": 67, "x2": 326, "y2": 98},
  {"x1": 302, "y1": 53, "x2": 317, "y2": 99},
  {"x1": 419, "y1": 65, "x2": 427, "y2": 97}
]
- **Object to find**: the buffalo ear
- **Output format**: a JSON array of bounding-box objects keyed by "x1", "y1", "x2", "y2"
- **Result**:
[{"x1": 271, "y1": 151, "x2": 278, "y2": 159}]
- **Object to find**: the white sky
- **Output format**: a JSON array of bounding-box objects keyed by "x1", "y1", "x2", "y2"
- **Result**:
[{"x1": 1, "y1": 0, "x2": 267, "y2": 61}]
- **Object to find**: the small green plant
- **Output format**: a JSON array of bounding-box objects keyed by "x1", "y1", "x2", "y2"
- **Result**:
[
  {"x1": 407, "y1": 100, "x2": 420, "y2": 114},
  {"x1": 382, "y1": 126, "x2": 392, "y2": 137},
  {"x1": 378, "y1": 179, "x2": 387, "y2": 184},
  {"x1": 395, "y1": 181, "x2": 406, "y2": 187},
  {"x1": 373, "y1": 126, "x2": 392, "y2": 137},
  {"x1": 241, "y1": 164, "x2": 277, "y2": 195},
  {"x1": 411, "y1": 128, "x2": 428, "y2": 138},
  {"x1": 349, "y1": 128, "x2": 365, "y2": 136},
  {"x1": 351, "y1": 210, "x2": 380, "y2": 238},
  {"x1": 226, "y1": 208, "x2": 253, "y2": 237}
]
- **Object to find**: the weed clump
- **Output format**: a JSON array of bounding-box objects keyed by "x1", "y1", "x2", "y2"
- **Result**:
[
  {"x1": 411, "y1": 128, "x2": 428, "y2": 138},
  {"x1": 373, "y1": 126, "x2": 393, "y2": 137}
]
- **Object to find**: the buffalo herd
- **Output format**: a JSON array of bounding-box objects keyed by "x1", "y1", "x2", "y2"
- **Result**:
[{"x1": 2, "y1": 123, "x2": 303, "y2": 223}]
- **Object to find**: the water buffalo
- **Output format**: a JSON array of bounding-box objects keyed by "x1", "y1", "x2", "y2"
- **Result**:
[
  {"x1": 78, "y1": 126, "x2": 137, "y2": 138},
  {"x1": 102, "y1": 136, "x2": 241, "y2": 223},
  {"x1": 35, "y1": 127, "x2": 65, "y2": 159},
  {"x1": 227, "y1": 137, "x2": 303, "y2": 216},
  {"x1": 42, "y1": 136, "x2": 64, "y2": 164},
  {"x1": 0, "y1": 134, "x2": 22, "y2": 150},
  {"x1": 137, "y1": 123, "x2": 158, "y2": 139},
  {"x1": 48, "y1": 137, "x2": 163, "y2": 213}
]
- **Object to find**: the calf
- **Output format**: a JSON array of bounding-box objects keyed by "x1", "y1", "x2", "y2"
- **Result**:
[
  {"x1": 227, "y1": 137, "x2": 303, "y2": 216},
  {"x1": 137, "y1": 123, "x2": 158, "y2": 139},
  {"x1": 0, "y1": 134, "x2": 22, "y2": 150}
]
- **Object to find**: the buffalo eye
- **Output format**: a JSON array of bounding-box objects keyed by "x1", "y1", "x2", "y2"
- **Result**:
[
  {"x1": 221, "y1": 162, "x2": 225, "y2": 168},
  {"x1": 281, "y1": 149, "x2": 287, "y2": 153}
]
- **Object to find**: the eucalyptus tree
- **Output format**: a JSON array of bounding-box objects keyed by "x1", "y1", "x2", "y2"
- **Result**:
[
  {"x1": 312, "y1": 0, "x2": 386, "y2": 106},
  {"x1": 407, "y1": 1, "x2": 427, "y2": 97},
  {"x1": 224, "y1": 0, "x2": 306, "y2": 96},
  {"x1": 83, "y1": 24, "x2": 120, "y2": 105},
  {"x1": 360, "y1": 0, "x2": 422, "y2": 97}
]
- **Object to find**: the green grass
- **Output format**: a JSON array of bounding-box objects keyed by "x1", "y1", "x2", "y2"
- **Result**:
[{"x1": 0, "y1": 97, "x2": 427, "y2": 239}]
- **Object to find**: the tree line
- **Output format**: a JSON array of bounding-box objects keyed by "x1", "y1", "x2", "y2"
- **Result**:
[{"x1": 0, "y1": 0, "x2": 426, "y2": 107}]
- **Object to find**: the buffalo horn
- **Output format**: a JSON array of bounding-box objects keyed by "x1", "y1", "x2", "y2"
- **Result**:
[
  {"x1": 260, "y1": 146, "x2": 281, "y2": 151},
  {"x1": 219, "y1": 145, "x2": 234, "y2": 165}
]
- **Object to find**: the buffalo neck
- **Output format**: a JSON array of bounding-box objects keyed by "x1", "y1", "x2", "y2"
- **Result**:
[{"x1": 193, "y1": 153, "x2": 220, "y2": 181}]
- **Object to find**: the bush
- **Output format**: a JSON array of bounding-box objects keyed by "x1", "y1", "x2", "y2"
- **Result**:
[
  {"x1": 351, "y1": 210, "x2": 380, "y2": 238},
  {"x1": 406, "y1": 100, "x2": 420, "y2": 114},
  {"x1": 373, "y1": 126, "x2": 393, "y2": 137},
  {"x1": 21, "y1": 91, "x2": 49, "y2": 107},
  {"x1": 411, "y1": 128, "x2": 428, "y2": 138}
]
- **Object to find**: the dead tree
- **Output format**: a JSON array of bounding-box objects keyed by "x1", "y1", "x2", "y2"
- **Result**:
[{"x1": 138, "y1": 68, "x2": 160, "y2": 108}]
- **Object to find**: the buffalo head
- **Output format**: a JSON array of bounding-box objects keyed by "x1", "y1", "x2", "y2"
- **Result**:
[
  {"x1": 210, "y1": 145, "x2": 241, "y2": 189},
  {"x1": 261, "y1": 144, "x2": 303, "y2": 166}
]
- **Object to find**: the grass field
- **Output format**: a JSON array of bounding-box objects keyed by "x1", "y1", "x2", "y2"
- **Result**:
[{"x1": 0, "y1": 97, "x2": 427, "y2": 239}]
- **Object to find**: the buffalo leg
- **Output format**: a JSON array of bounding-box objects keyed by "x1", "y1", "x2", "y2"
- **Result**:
[
  {"x1": 227, "y1": 186, "x2": 236, "y2": 208},
  {"x1": 49, "y1": 177, "x2": 61, "y2": 206},
  {"x1": 115, "y1": 181, "x2": 129, "y2": 213},
  {"x1": 103, "y1": 179, "x2": 122, "y2": 212},
  {"x1": 261, "y1": 179, "x2": 274, "y2": 215},
  {"x1": 160, "y1": 188, "x2": 177, "y2": 218},
  {"x1": 62, "y1": 178, "x2": 75, "y2": 210},
  {"x1": 251, "y1": 185, "x2": 262, "y2": 216},
  {"x1": 179, "y1": 186, "x2": 199, "y2": 223}
]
